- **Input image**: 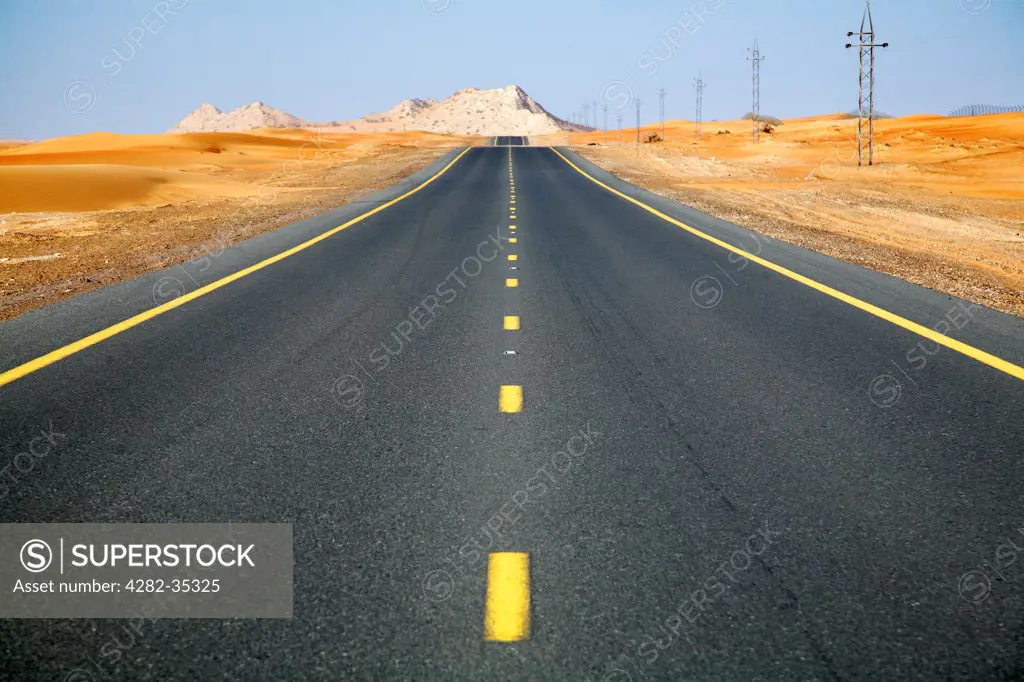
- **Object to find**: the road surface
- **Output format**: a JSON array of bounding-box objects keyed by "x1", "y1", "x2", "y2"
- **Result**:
[{"x1": 1, "y1": 144, "x2": 1022, "y2": 680}]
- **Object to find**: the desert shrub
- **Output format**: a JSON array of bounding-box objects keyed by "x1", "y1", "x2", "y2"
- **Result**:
[{"x1": 644, "y1": 133, "x2": 663, "y2": 143}]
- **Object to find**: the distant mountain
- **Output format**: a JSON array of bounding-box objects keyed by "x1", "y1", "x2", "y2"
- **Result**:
[
  {"x1": 167, "y1": 86, "x2": 589, "y2": 136},
  {"x1": 167, "y1": 101, "x2": 305, "y2": 133}
]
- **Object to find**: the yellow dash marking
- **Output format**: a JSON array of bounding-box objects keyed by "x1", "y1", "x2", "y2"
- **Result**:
[
  {"x1": 548, "y1": 147, "x2": 1024, "y2": 383},
  {"x1": 509, "y1": 237, "x2": 517, "y2": 244},
  {"x1": 0, "y1": 147, "x2": 476, "y2": 389},
  {"x1": 506, "y1": 278, "x2": 519, "y2": 288},
  {"x1": 499, "y1": 385, "x2": 523, "y2": 413},
  {"x1": 485, "y1": 552, "x2": 530, "y2": 641},
  {"x1": 504, "y1": 315, "x2": 521, "y2": 331},
  {"x1": 508, "y1": 255, "x2": 518, "y2": 262}
]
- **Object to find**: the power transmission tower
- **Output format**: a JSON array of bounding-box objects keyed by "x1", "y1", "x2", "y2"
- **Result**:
[
  {"x1": 602, "y1": 104, "x2": 608, "y2": 132},
  {"x1": 657, "y1": 88, "x2": 666, "y2": 139},
  {"x1": 747, "y1": 40, "x2": 765, "y2": 142},
  {"x1": 592, "y1": 99, "x2": 598, "y2": 129},
  {"x1": 694, "y1": 75, "x2": 706, "y2": 141},
  {"x1": 617, "y1": 112, "x2": 623, "y2": 143},
  {"x1": 635, "y1": 99, "x2": 642, "y2": 145},
  {"x1": 749, "y1": 40, "x2": 765, "y2": 142},
  {"x1": 581, "y1": 102, "x2": 590, "y2": 130},
  {"x1": 846, "y1": 0, "x2": 889, "y2": 166}
]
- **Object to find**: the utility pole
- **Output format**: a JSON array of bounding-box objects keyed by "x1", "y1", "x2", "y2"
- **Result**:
[
  {"x1": 694, "y1": 75, "x2": 706, "y2": 141},
  {"x1": 635, "y1": 99, "x2": 643, "y2": 145},
  {"x1": 657, "y1": 88, "x2": 666, "y2": 139},
  {"x1": 747, "y1": 40, "x2": 765, "y2": 143},
  {"x1": 846, "y1": 0, "x2": 889, "y2": 166}
]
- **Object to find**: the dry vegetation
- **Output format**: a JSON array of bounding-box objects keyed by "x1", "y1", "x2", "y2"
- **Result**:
[
  {"x1": 536, "y1": 113, "x2": 1024, "y2": 317},
  {"x1": 0, "y1": 130, "x2": 477, "y2": 320}
]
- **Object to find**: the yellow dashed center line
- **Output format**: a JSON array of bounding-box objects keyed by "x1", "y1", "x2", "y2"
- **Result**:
[
  {"x1": 509, "y1": 237, "x2": 517, "y2": 244},
  {"x1": 506, "y1": 277, "x2": 519, "y2": 288},
  {"x1": 485, "y1": 552, "x2": 530, "y2": 641},
  {"x1": 499, "y1": 384, "x2": 523, "y2": 412},
  {"x1": 504, "y1": 315, "x2": 521, "y2": 331},
  {"x1": 508, "y1": 254, "x2": 518, "y2": 261}
]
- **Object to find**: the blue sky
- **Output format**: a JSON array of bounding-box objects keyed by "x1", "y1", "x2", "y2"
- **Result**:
[{"x1": 0, "y1": 0, "x2": 1021, "y2": 139}]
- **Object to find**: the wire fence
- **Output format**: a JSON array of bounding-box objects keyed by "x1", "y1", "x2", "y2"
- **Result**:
[{"x1": 948, "y1": 104, "x2": 1024, "y2": 117}]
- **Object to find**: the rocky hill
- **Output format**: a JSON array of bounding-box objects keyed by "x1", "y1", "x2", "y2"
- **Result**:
[{"x1": 167, "y1": 86, "x2": 588, "y2": 135}]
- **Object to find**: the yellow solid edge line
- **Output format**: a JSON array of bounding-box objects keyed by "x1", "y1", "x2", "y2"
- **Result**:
[
  {"x1": 485, "y1": 552, "x2": 530, "y2": 641},
  {"x1": 504, "y1": 315, "x2": 521, "y2": 331},
  {"x1": 0, "y1": 147, "x2": 476, "y2": 390},
  {"x1": 506, "y1": 278, "x2": 519, "y2": 288},
  {"x1": 499, "y1": 385, "x2": 523, "y2": 413},
  {"x1": 549, "y1": 147, "x2": 1024, "y2": 382}
]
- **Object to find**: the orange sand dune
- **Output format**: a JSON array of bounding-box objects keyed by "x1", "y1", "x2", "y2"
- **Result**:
[
  {"x1": 0, "y1": 165, "x2": 253, "y2": 212},
  {"x1": 0, "y1": 129, "x2": 479, "y2": 213}
]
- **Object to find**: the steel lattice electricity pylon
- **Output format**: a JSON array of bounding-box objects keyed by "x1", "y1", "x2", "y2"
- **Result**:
[
  {"x1": 657, "y1": 88, "x2": 666, "y2": 139},
  {"x1": 846, "y1": 0, "x2": 889, "y2": 166},
  {"x1": 747, "y1": 40, "x2": 765, "y2": 143},
  {"x1": 694, "y1": 75, "x2": 706, "y2": 141},
  {"x1": 635, "y1": 99, "x2": 643, "y2": 145}
]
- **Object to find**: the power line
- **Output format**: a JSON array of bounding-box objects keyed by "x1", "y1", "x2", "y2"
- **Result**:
[
  {"x1": 846, "y1": 0, "x2": 889, "y2": 166},
  {"x1": 747, "y1": 40, "x2": 765, "y2": 143},
  {"x1": 694, "y1": 75, "x2": 706, "y2": 141}
]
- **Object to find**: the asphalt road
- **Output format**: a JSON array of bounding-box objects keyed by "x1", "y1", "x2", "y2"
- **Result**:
[{"x1": 1, "y1": 144, "x2": 1023, "y2": 680}]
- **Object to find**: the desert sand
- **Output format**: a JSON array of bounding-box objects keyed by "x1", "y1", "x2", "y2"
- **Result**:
[
  {"x1": 535, "y1": 113, "x2": 1024, "y2": 317},
  {"x1": 0, "y1": 129, "x2": 476, "y2": 320}
]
